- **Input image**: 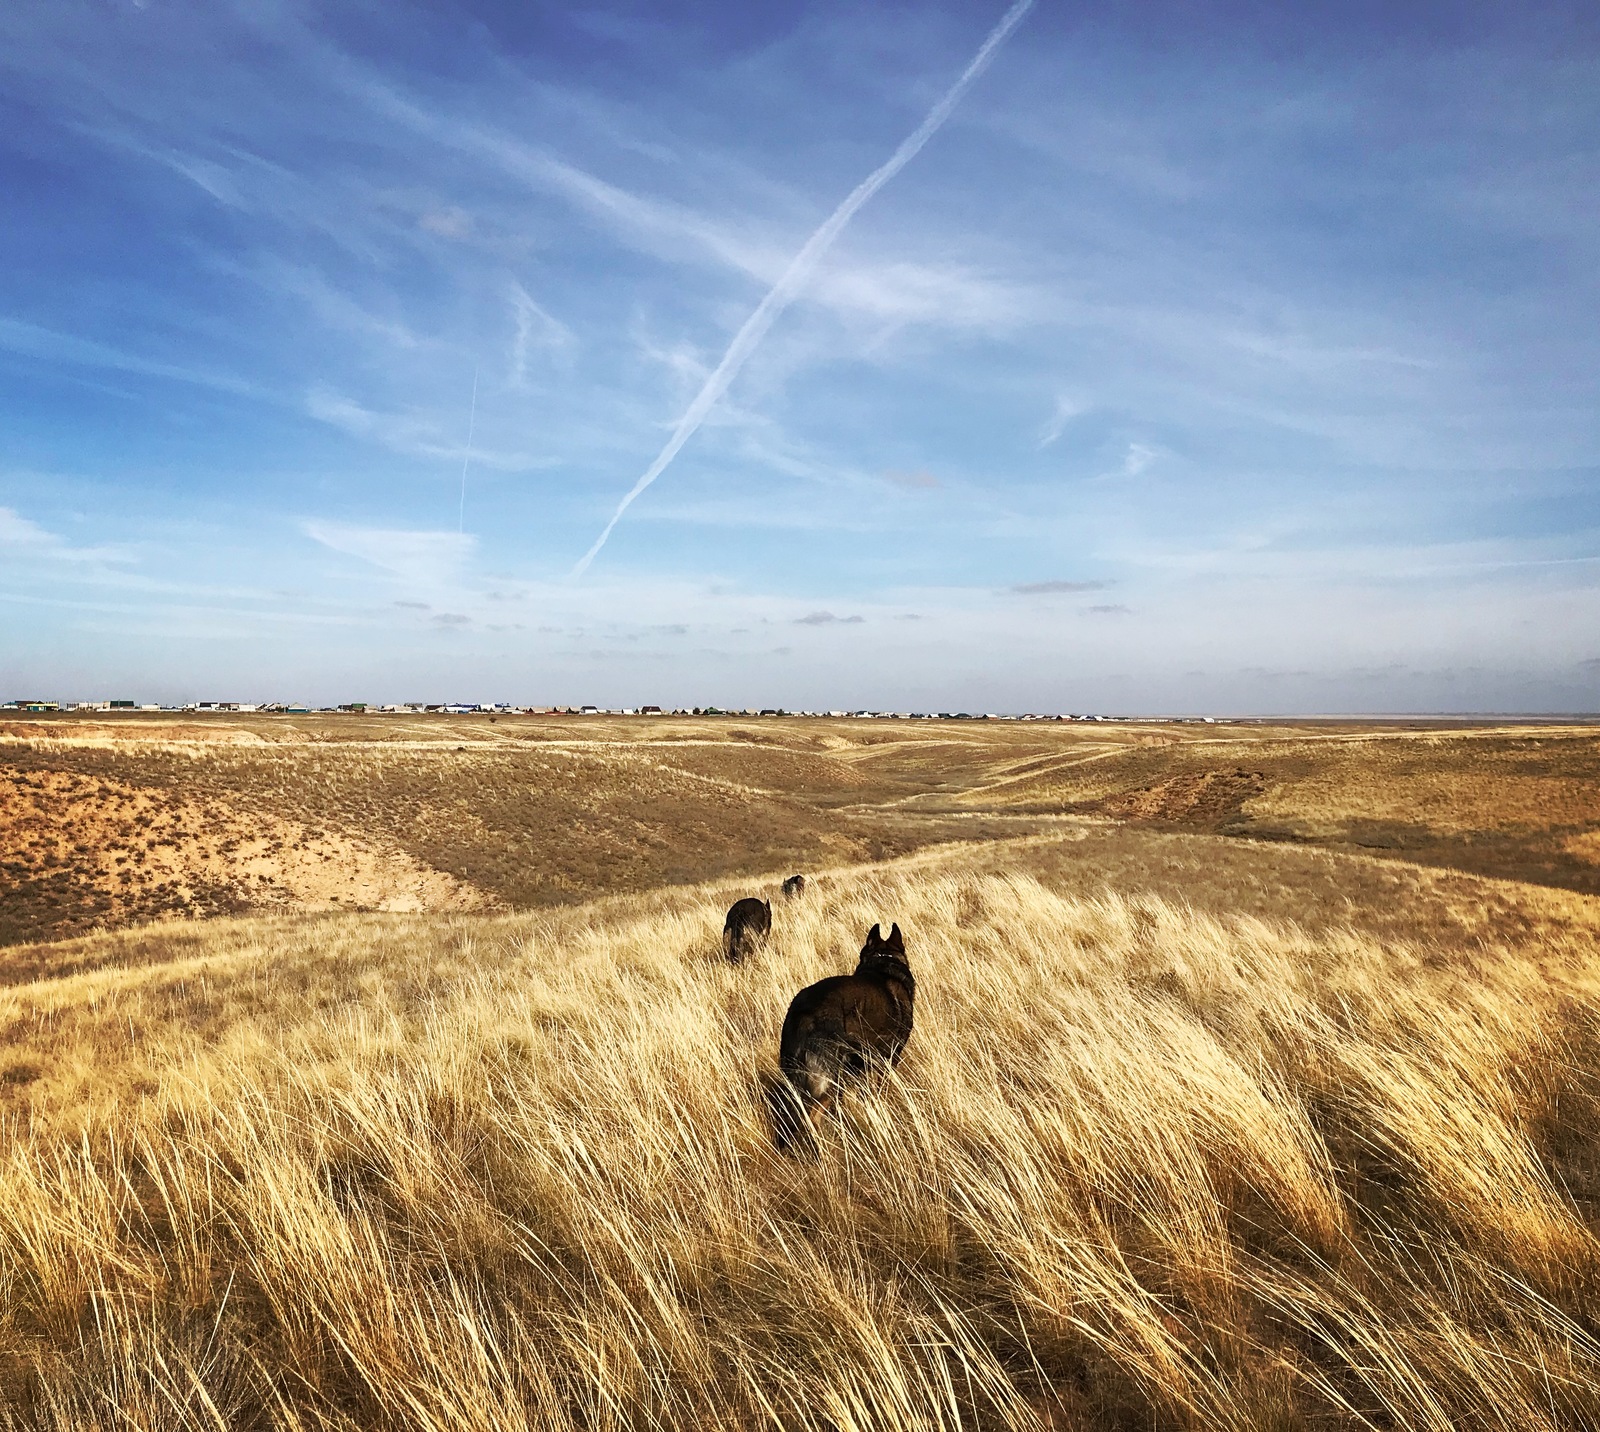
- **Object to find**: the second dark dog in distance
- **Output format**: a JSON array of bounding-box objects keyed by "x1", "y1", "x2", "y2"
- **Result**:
[{"x1": 722, "y1": 897, "x2": 772, "y2": 964}]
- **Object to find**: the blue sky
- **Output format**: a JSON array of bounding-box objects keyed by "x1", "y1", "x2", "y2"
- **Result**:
[{"x1": 2, "y1": 0, "x2": 1597, "y2": 712}]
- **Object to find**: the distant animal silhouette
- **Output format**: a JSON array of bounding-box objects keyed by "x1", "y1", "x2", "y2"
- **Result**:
[
  {"x1": 782, "y1": 874, "x2": 807, "y2": 899},
  {"x1": 722, "y1": 897, "x2": 771, "y2": 964},
  {"x1": 773, "y1": 922, "x2": 915, "y2": 1153}
]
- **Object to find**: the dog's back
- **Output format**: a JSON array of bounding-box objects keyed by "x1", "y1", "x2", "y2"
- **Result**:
[
  {"x1": 722, "y1": 896, "x2": 771, "y2": 964},
  {"x1": 775, "y1": 922, "x2": 914, "y2": 1151}
]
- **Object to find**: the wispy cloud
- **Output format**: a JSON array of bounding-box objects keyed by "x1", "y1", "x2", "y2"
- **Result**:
[
  {"x1": 1116, "y1": 442, "x2": 1158, "y2": 479},
  {"x1": 418, "y1": 206, "x2": 472, "y2": 240},
  {"x1": 0, "y1": 317, "x2": 262, "y2": 399},
  {"x1": 1, "y1": 508, "x2": 61, "y2": 548},
  {"x1": 303, "y1": 520, "x2": 475, "y2": 586},
  {"x1": 795, "y1": 611, "x2": 866, "y2": 626},
  {"x1": 1036, "y1": 394, "x2": 1088, "y2": 448},
  {"x1": 508, "y1": 280, "x2": 572, "y2": 386},
  {"x1": 0, "y1": 506, "x2": 129, "y2": 563},
  {"x1": 304, "y1": 387, "x2": 555, "y2": 471},
  {"x1": 1012, "y1": 579, "x2": 1110, "y2": 594},
  {"x1": 572, "y1": 0, "x2": 1037, "y2": 575},
  {"x1": 885, "y1": 469, "x2": 942, "y2": 491}
]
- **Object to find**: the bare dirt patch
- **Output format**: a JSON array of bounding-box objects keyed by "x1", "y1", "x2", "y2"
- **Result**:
[
  {"x1": 0, "y1": 766, "x2": 486, "y2": 948},
  {"x1": 1092, "y1": 768, "x2": 1270, "y2": 824}
]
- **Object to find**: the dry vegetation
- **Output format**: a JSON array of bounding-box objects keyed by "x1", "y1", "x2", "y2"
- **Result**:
[
  {"x1": 4, "y1": 714, "x2": 1600, "y2": 1427},
  {"x1": 0, "y1": 836, "x2": 1599, "y2": 1427},
  {"x1": 4, "y1": 712, "x2": 1600, "y2": 948}
]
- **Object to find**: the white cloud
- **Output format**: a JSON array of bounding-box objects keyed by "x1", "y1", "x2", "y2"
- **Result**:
[
  {"x1": 304, "y1": 387, "x2": 556, "y2": 471},
  {"x1": 1094, "y1": 441, "x2": 1159, "y2": 480},
  {"x1": 419, "y1": 205, "x2": 472, "y2": 239},
  {"x1": 508, "y1": 280, "x2": 572, "y2": 386},
  {"x1": 0, "y1": 508, "x2": 56, "y2": 547},
  {"x1": 303, "y1": 520, "x2": 476, "y2": 586},
  {"x1": 809, "y1": 257, "x2": 1037, "y2": 331},
  {"x1": 1036, "y1": 394, "x2": 1088, "y2": 448},
  {"x1": 0, "y1": 506, "x2": 128, "y2": 563}
]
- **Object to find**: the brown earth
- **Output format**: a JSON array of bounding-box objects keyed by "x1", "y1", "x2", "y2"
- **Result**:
[
  {"x1": 3, "y1": 711, "x2": 1599, "y2": 948},
  {"x1": 0, "y1": 764, "x2": 486, "y2": 949},
  {"x1": 1091, "y1": 768, "x2": 1271, "y2": 823}
]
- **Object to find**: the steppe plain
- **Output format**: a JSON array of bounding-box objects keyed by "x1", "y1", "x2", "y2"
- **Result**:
[{"x1": 2, "y1": 712, "x2": 1600, "y2": 1429}]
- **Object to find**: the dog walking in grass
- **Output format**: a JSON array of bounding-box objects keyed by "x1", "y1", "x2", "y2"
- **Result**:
[
  {"x1": 772, "y1": 922, "x2": 915, "y2": 1153},
  {"x1": 782, "y1": 874, "x2": 806, "y2": 899},
  {"x1": 723, "y1": 897, "x2": 771, "y2": 964}
]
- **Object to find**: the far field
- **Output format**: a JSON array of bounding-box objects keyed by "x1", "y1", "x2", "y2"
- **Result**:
[{"x1": 3, "y1": 712, "x2": 1599, "y2": 947}]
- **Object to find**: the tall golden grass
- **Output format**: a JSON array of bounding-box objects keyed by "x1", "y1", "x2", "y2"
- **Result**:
[{"x1": 3, "y1": 862, "x2": 1600, "y2": 1429}]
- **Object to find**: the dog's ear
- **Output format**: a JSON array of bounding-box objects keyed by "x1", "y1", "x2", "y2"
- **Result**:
[
  {"x1": 866, "y1": 922, "x2": 882, "y2": 946},
  {"x1": 764, "y1": 899, "x2": 771, "y2": 914},
  {"x1": 886, "y1": 922, "x2": 904, "y2": 953}
]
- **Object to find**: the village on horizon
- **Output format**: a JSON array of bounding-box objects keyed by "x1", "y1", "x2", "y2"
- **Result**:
[{"x1": 6, "y1": 697, "x2": 1219, "y2": 723}]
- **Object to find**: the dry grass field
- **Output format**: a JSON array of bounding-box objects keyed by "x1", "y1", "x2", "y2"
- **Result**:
[
  {"x1": 4, "y1": 713, "x2": 1600, "y2": 947},
  {"x1": 3, "y1": 714, "x2": 1600, "y2": 1427}
]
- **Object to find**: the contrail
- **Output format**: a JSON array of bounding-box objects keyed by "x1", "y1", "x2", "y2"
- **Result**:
[{"x1": 572, "y1": 0, "x2": 1035, "y2": 576}]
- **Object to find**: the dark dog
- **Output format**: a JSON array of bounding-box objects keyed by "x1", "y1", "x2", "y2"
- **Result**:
[
  {"x1": 773, "y1": 922, "x2": 914, "y2": 1153},
  {"x1": 781, "y1": 874, "x2": 807, "y2": 899},
  {"x1": 722, "y1": 897, "x2": 772, "y2": 964}
]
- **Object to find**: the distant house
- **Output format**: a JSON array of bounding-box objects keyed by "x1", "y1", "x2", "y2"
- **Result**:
[{"x1": 640, "y1": 705, "x2": 663, "y2": 715}]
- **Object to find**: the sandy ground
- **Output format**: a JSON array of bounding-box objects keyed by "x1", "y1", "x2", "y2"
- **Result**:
[{"x1": 0, "y1": 766, "x2": 489, "y2": 944}]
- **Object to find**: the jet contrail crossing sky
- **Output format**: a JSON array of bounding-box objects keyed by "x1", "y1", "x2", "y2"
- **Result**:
[{"x1": 571, "y1": 0, "x2": 1037, "y2": 577}]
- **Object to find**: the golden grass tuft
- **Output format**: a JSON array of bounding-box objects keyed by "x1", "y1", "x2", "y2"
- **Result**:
[{"x1": 2, "y1": 860, "x2": 1600, "y2": 1428}]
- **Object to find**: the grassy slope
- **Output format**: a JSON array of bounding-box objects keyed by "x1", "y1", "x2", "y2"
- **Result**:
[
  {"x1": 3, "y1": 836, "x2": 1600, "y2": 1428},
  {"x1": 956, "y1": 726, "x2": 1600, "y2": 893},
  {"x1": 3, "y1": 715, "x2": 1599, "y2": 951}
]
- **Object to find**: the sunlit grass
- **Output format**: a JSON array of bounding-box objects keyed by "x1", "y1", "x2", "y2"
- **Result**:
[{"x1": 3, "y1": 856, "x2": 1600, "y2": 1428}]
